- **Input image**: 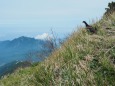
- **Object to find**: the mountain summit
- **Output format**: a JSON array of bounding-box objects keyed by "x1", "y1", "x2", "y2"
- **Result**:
[{"x1": 0, "y1": 36, "x2": 46, "y2": 65}]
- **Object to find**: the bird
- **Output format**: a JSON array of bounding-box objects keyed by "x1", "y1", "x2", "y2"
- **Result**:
[
  {"x1": 83, "y1": 21, "x2": 97, "y2": 34},
  {"x1": 105, "y1": 28, "x2": 112, "y2": 30}
]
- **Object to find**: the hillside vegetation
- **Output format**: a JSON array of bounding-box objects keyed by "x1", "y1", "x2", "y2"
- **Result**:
[{"x1": 0, "y1": 12, "x2": 115, "y2": 86}]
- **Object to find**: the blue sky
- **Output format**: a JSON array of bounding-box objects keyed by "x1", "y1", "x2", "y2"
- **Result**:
[{"x1": 0, "y1": 0, "x2": 114, "y2": 40}]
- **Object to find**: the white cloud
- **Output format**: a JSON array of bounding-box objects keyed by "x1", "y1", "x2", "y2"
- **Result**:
[{"x1": 35, "y1": 33, "x2": 53, "y2": 40}]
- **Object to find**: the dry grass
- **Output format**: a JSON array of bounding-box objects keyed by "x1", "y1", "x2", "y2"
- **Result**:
[{"x1": 0, "y1": 13, "x2": 115, "y2": 86}]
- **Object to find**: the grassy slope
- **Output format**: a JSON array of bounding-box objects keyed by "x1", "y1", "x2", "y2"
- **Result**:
[{"x1": 0, "y1": 13, "x2": 115, "y2": 86}]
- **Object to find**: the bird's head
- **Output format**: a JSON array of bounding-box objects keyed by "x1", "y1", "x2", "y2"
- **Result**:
[
  {"x1": 82, "y1": 21, "x2": 86, "y2": 23},
  {"x1": 82, "y1": 21, "x2": 89, "y2": 26}
]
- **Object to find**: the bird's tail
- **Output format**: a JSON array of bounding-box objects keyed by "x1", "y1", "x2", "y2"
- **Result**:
[{"x1": 95, "y1": 27, "x2": 97, "y2": 31}]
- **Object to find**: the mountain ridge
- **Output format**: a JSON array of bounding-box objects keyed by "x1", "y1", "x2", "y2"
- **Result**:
[
  {"x1": 0, "y1": 3, "x2": 115, "y2": 85},
  {"x1": 0, "y1": 36, "x2": 47, "y2": 65}
]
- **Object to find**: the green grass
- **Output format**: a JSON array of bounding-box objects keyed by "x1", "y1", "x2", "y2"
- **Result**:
[{"x1": 0, "y1": 13, "x2": 115, "y2": 86}]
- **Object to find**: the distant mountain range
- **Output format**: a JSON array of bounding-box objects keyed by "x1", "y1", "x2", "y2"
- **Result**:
[{"x1": 0, "y1": 36, "x2": 48, "y2": 66}]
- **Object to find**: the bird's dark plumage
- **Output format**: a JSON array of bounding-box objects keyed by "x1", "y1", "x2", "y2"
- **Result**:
[
  {"x1": 83, "y1": 21, "x2": 97, "y2": 34},
  {"x1": 105, "y1": 28, "x2": 112, "y2": 30}
]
